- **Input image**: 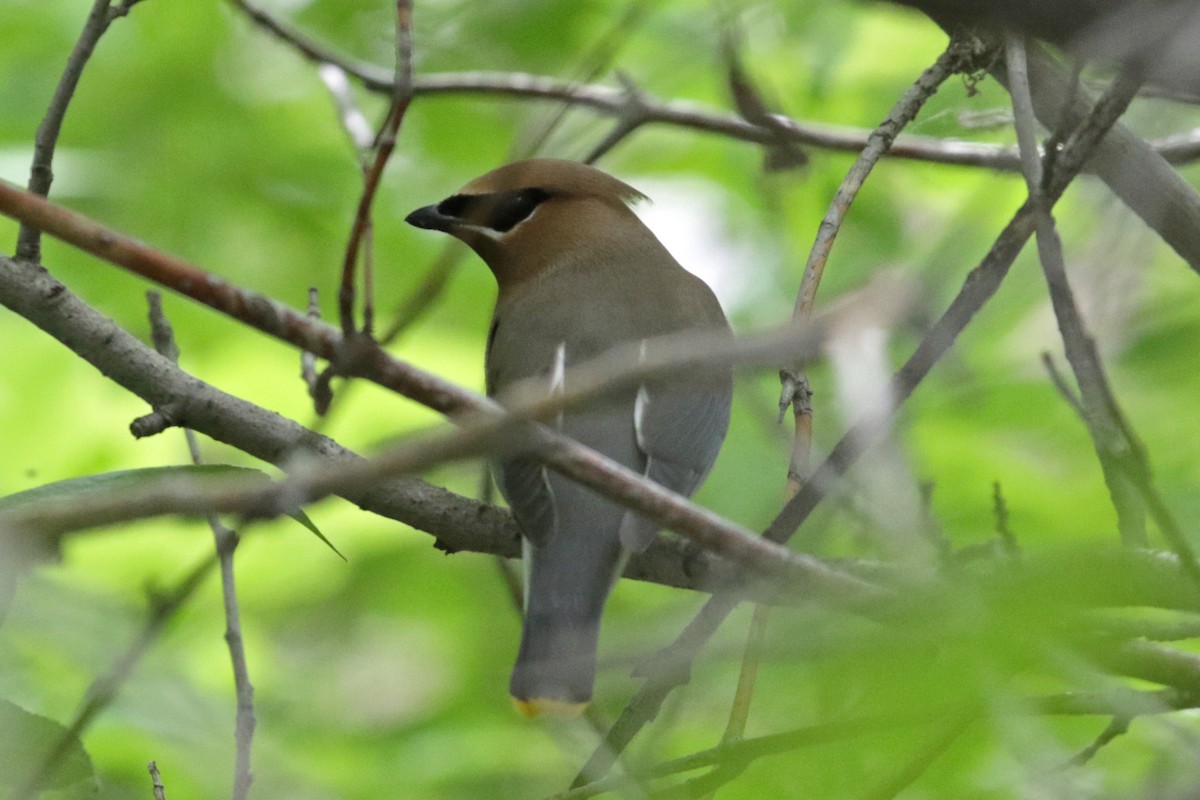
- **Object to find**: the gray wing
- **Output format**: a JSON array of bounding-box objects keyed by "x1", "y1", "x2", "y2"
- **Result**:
[
  {"x1": 494, "y1": 456, "x2": 558, "y2": 547},
  {"x1": 617, "y1": 367, "x2": 733, "y2": 552}
]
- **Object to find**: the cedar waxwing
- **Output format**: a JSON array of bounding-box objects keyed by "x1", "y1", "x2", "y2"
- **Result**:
[
  {"x1": 406, "y1": 159, "x2": 732, "y2": 717},
  {"x1": 884, "y1": 0, "x2": 1200, "y2": 94}
]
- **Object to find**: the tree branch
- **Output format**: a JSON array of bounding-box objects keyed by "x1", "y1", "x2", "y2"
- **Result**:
[
  {"x1": 0, "y1": 185, "x2": 844, "y2": 586},
  {"x1": 573, "y1": 64, "x2": 1148, "y2": 788},
  {"x1": 15, "y1": 0, "x2": 145, "y2": 262},
  {"x1": 146, "y1": 292, "x2": 255, "y2": 800}
]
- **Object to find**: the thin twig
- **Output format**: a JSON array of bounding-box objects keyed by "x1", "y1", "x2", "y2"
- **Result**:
[
  {"x1": 705, "y1": 603, "x2": 771, "y2": 798},
  {"x1": 1061, "y1": 716, "x2": 1130, "y2": 768},
  {"x1": 231, "y1": 0, "x2": 1200, "y2": 271},
  {"x1": 556, "y1": 713, "x2": 908, "y2": 799},
  {"x1": 525, "y1": 0, "x2": 657, "y2": 163},
  {"x1": 336, "y1": 0, "x2": 413, "y2": 337},
  {"x1": 147, "y1": 761, "x2": 167, "y2": 800},
  {"x1": 1042, "y1": 363, "x2": 1200, "y2": 590},
  {"x1": 16, "y1": 0, "x2": 145, "y2": 262},
  {"x1": 991, "y1": 481, "x2": 1018, "y2": 558},
  {"x1": 223, "y1": 1, "x2": 1200, "y2": 172},
  {"x1": 1040, "y1": 352, "x2": 1086, "y2": 418},
  {"x1": 378, "y1": 244, "x2": 464, "y2": 346},
  {"x1": 780, "y1": 38, "x2": 977, "y2": 484},
  {"x1": 146, "y1": 292, "x2": 255, "y2": 800},
  {"x1": 774, "y1": 68, "x2": 1145, "y2": 554},
  {"x1": 1006, "y1": 34, "x2": 1149, "y2": 548},
  {"x1": 712, "y1": 19, "x2": 791, "y2": 755},
  {"x1": 741, "y1": 42, "x2": 967, "y2": 765},
  {"x1": 583, "y1": 42, "x2": 976, "y2": 786},
  {"x1": 582, "y1": 73, "x2": 651, "y2": 164},
  {"x1": 301, "y1": 287, "x2": 325, "y2": 404},
  {"x1": 790, "y1": 39, "x2": 976, "y2": 323},
  {"x1": 559, "y1": 684, "x2": 1200, "y2": 800}
]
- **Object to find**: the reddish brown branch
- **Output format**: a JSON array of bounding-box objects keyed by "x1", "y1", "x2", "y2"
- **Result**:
[
  {"x1": 337, "y1": 0, "x2": 414, "y2": 337},
  {"x1": 0, "y1": 180, "x2": 863, "y2": 593}
]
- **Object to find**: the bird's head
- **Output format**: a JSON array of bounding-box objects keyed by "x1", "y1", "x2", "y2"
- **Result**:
[{"x1": 406, "y1": 159, "x2": 649, "y2": 295}]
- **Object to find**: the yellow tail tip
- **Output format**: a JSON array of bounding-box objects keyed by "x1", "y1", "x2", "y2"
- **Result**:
[{"x1": 512, "y1": 697, "x2": 590, "y2": 719}]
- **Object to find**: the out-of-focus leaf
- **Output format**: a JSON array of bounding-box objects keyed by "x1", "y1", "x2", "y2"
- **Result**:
[
  {"x1": 0, "y1": 699, "x2": 94, "y2": 791},
  {"x1": 0, "y1": 466, "x2": 342, "y2": 559}
]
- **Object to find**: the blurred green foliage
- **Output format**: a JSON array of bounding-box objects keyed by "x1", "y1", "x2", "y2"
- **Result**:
[{"x1": 3, "y1": 0, "x2": 1200, "y2": 798}]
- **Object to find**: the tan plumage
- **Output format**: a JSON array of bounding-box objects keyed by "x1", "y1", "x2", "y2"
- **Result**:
[{"x1": 407, "y1": 159, "x2": 732, "y2": 717}]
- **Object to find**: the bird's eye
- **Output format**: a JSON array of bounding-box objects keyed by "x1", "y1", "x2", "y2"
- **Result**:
[
  {"x1": 436, "y1": 194, "x2": 476, "y2": 218},
  {"x1": 489, "y1": 188, "x2": 550, "y2": 233}
]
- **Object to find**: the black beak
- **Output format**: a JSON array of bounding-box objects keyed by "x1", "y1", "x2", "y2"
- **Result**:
[{"x1": 405, "y1": 204, "x2": 453, "y2": 231}]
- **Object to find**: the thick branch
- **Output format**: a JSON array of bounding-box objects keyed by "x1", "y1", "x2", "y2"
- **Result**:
[
  {"x1": 0, "y1": 184, "x2": 833, "y2": 585},
  {"x1": 0, "y1": 253, "x2": 845, "y2": 599}
]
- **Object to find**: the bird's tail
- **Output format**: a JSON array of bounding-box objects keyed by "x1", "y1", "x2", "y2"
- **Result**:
[{"x1": 509, "y1": 612, "x2": 600, "y2": 718}]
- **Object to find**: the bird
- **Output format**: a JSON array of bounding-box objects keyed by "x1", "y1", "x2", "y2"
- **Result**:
[
  {"x1": 406, "y1": 159, "x2": 733, "y2": 717},
  {"x1": 882, "y1": 0, "x2": 1200, "y2": 96}
]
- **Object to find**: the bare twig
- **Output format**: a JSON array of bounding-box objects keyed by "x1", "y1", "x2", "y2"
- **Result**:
[
  {"x1": 780, "y1": 38, "x2": 977, "y2": 487},
  {"x1": 378, "y1": 244, "x2": 464, "y2": 346},
  {"x1": 301, "y1": 287, "x2": 325, "y2": 404},
  {"x1": 1006, "y1": 35, "x2": 1150, "y2": 548},
  {"x1": 703, "y1": 603, "x2": 771, "y2": 799},
  {"x1": 773, "y1": 69, "x2": 1145, "y2": 555},
  {"x1": 990, "y1": 39, "x2": 1200, "y2": 275},
  {"x1": 790, "y1": 40, "x2": 977, "y2": 324},
  {"x1": 336, "y1": 0, "x2": 414, "y2": 338},
  {"x1": 146, "y1": 292, "x2": 255, "y2": 800},
  {"x1": 1041, "y1": 352, "x2": 1086, "y2": 418},
  {"x1": 721, "y1": 19, "x2": 808, "y2": 173},
  {"x1": 557, "y1": 686, "x2": 1200, "y2": 800},
  {"x1": 229, "y1": 0, "x2": 1200, "y2": 273},
  {"x1": 223, "y1": 1, "x2": 1200, "y2": 173},
  {"x1": 582, "y1": 72, "x2": 652, "y2": 164},
  {"x1": 1009, "y1": 52, "x2": 1200, "y2": 585},
  {"x1": 1061, "y1": 716, "x2": 1130, "y2": 768},
  {"x1": 991, "y1": 481, "x2": 1018, "y2": 558},
  {"x1": 15, "y1": 0, "x2": 146, "y2": 262},
  {"x1": 1043, "y1": 362, "x2": 1200, "y2": 589},
  {"x1": 526, "y1": 0, "x2": 656, "y2": 163},
  {"x1": 148, "y1": 761, "x2": 167, "y2": 800}
]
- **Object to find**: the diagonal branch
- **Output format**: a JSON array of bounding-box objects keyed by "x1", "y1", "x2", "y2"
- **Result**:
[
  {"x1": 0, "y1": 251, "x2": 781, "y2": 597},
  {"x1": 0, "y1": 183, "x2": 818, "y2": 583},
  {"x1": 572, "y1": 65, "x2": 1148, "y2": 789},
  {"x1": 1005, "y1": 36, "x2": 1150, "y2": 548}
]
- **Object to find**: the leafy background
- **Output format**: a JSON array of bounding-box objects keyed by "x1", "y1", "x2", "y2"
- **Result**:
[{"x1": 2, "y1": 0, "x2": 1200, "y2": 798}]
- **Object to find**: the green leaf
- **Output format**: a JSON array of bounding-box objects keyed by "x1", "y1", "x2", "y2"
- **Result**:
[
  {"x1": 0, "y1": 699, "x2": 94, "y2": 792},
  {"x1": 0, "y1": 465, "x2": 343, "y2": 559}
]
